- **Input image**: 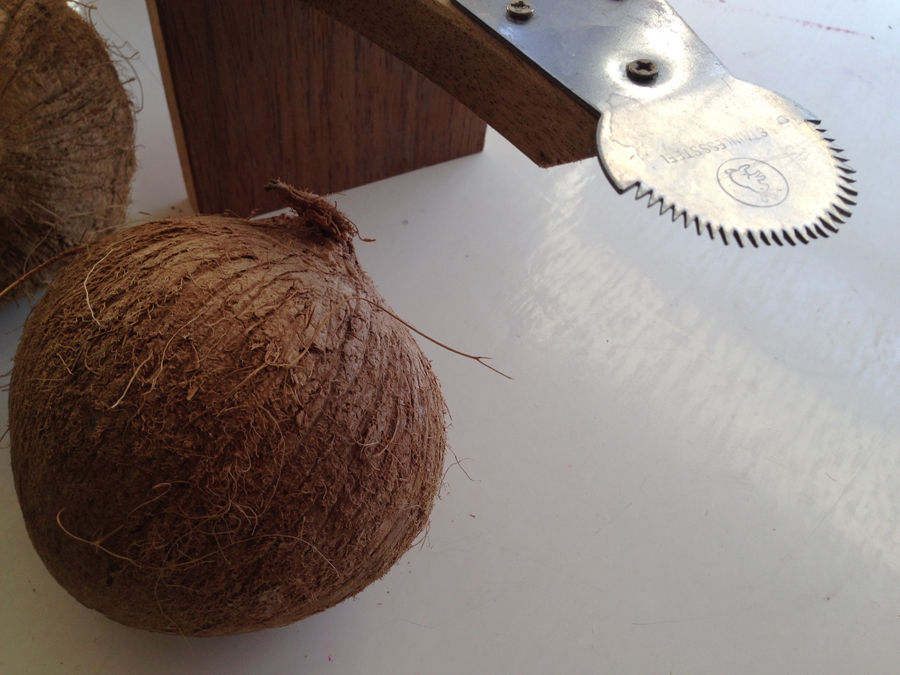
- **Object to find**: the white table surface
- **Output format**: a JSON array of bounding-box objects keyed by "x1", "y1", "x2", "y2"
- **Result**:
[{"x1": 2, "y1": 1, "x2": 898, "y2": 673}]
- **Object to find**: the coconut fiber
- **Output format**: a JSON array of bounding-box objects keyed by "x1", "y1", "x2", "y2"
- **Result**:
[
  {"x1": 0, "y1": 0, "x2": 135, "y2": 302},
  {"x1": 9, "y1": 185, "x2": 447, "y2": 635}
]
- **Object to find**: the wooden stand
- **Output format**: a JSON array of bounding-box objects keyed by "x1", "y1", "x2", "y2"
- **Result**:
[{"x1": 147, "y1": 0, "x2": 487, "y2": 215}]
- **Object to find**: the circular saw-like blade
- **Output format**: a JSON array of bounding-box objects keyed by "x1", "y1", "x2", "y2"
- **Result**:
[{"x1": 597, "y1": 77, "x2": 855, "y2": 247}]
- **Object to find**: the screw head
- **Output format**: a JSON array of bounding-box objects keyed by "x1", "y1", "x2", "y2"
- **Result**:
[
  {"x1": 506, "y1": 1, "x2": 534, "y2": 21},
  {"x1": 626, "y1": 59, "x2": 659, "y2": 84}
]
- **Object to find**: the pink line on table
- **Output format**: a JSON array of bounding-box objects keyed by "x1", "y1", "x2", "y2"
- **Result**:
[{"x1": 701, "y1": 0, "x2": 865, "y2": 37}]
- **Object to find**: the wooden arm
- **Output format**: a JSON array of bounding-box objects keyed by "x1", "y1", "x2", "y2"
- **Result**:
[{"x1": 300, "y1": 0, "x2": 598, "y2": 167}]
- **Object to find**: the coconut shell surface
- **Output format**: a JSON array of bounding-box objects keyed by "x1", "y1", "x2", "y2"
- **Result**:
[
  {"x1": 9, "y1": 192, "x2": 446, "y2": 635},
  {"x1": 0, "y1": 0, "x2": 136, "y2": 302}
]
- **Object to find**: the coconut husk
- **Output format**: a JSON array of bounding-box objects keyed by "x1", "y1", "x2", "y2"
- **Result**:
[
  {"x1": 9, "y1": 191, "x2": 447, "y2": 635},
  {"x1": 0, "y1": 0, "x2": 136, "y2": 303}
]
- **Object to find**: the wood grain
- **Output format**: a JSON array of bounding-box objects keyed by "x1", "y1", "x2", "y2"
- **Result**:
[
  {"x1": 147, "y1": 0, "x2": 488, "y2": 215},
  {"x1": 301, "y1": 0, "x2": 600, "y2": 168}
]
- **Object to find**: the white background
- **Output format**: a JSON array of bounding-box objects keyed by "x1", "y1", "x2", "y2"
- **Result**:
[{"x1": 2, "y1": 1, "x2": 898, "y2": 673}]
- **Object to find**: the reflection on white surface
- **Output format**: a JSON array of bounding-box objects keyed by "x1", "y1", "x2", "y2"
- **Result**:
[{"x1": 512, "y1": 154, "x2": 900, "y2": 575}]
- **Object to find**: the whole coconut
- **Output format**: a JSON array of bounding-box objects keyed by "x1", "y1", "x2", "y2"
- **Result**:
[
  {"x1": 9, "y1": 183, "x2": 446, "y2": 636},
  {"x1": 0, "y1": 0, "x2": 136, "y2": 303}
]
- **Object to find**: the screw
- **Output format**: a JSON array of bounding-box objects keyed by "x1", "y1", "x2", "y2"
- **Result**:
[
  {"x1": 506, "y1": 1, "x2": 534, "y2": 21},
  {"x1": 626, "y1": 59, "x2": 659, "y2": 84}
]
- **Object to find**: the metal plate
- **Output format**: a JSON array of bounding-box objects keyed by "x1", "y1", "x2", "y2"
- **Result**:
[
  {"x1": 452, "y1": 0, "x2": 726, "y2": 113},
  {"x1": 453, "y1": 0, "x2": 852, "y2": 246}
]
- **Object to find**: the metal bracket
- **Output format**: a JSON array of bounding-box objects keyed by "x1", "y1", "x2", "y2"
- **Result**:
[{"x1": 452, "y1": 0, "x2": 727, "y2": 114}]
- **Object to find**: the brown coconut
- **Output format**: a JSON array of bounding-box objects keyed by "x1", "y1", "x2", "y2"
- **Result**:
[
  {"x1": 9, "y1": 184, "x2": 446, "y2": 636},
  {"x1": 0, "y1": 0, "x2": 136, "y2": 302}
]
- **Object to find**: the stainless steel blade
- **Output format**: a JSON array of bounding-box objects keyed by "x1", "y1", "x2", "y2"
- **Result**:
[{"x1": 453, "y1": 0, "x2": 855, "y2": 246}]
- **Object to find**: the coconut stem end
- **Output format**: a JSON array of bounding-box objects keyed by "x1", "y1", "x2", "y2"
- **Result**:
[{"x1": 265, "y1": 180, "x2": 372, "y2": 244}]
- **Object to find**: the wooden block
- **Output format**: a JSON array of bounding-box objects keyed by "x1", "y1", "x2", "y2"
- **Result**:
[
  {"x1": 302, "y1": 0, "x2": 599, "y2": 169},
  {"x1": 147, "y1": 0, "x2": 487, "y2": 215}
]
